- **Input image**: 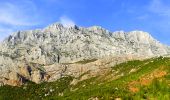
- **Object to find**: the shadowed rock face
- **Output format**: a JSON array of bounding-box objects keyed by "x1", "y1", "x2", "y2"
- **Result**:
[{"x1": 0, "y1": 23, "x2": 169, "y2": 86}]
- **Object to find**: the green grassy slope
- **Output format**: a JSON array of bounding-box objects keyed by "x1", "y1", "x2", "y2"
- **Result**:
[{"x1": 0, "y1": 57, "x2": 170, "y2": 100}]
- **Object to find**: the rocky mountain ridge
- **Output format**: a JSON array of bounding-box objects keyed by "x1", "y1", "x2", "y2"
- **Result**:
[{"x1": 0, "y1": 23, "x2": 169, "y2": 86}]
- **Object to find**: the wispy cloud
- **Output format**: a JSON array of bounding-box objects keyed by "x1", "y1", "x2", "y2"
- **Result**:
[
  {"x1": 148, "y1": 0, "x2": 170, "y2": 28},
  {"x1": 149, "y1": 0, "x2": 170, "y2": 16},
  {"x1": 0, "y1": 0, "x2": 42, "y2": 41},
  {"x1": 137, "y1": 14, "x2": 150, "y2": 20},
  {"x1": 0, "y1": 1, "x2": 39, "y2": 26},
  {"x1": 59, "y1": 16, "x2": 75, "y2": 27}
]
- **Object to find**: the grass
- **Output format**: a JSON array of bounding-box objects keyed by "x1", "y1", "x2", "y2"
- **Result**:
[
  {"x1": 57, "y1": 57, "x2": 170, "y2": 100},
  {"x1": 0, "y1": 57, "x2": 170, "y2": 100}
]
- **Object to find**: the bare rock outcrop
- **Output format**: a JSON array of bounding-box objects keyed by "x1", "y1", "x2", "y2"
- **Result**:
[
  {"x1": 0, "y1": 23, "x2": 169, "y2": 86},
  {"x1": 31, "y1": 70, "x2": 42, "y2": 84}
]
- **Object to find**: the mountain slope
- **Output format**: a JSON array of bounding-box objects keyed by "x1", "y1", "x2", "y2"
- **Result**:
[
  {"x1": 0, "y1": 24, "x2": 169, "y2": 64},
  {"x1": 0, "y1": 23, "x2": 169, "y2": 86},
  {"x1": 0, "y1": 57, "x2": 170, "y2": 100}
]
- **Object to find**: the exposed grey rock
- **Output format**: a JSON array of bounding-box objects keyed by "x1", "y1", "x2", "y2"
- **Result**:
[
  {"x1": 0, "y1": 23, "x2": 169, "y2": 85},
  {"x1": 31, "y1": 70, "x2": 42, "y2": 84}
]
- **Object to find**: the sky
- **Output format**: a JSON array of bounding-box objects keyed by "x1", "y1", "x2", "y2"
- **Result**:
[{"x1": 0, "y1": 0, "x2": 170, "y2": 45}]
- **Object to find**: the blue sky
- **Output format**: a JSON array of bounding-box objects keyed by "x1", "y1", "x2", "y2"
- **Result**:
[{"x1": 0, "y1": 0, "x2": 170, "y2": 45}]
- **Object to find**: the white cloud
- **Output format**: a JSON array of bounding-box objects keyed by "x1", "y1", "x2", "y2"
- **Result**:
[
  {"x1": 0, "y1": 1, "x2": 42, "y2": 41},
  {"x1": 148, "y1": 0, "x2": 170, "y2": 29},
  {"x1": 137, "y1": 14, "x2": 149, "y2": 20},
  {"x1": 59, "y1": 16, "x2": 75, "y2": 27},
  {"x1": 149, "y1": 0, "x2": 170, "y2": 16},
  {"x1": 0, "y1": 1, "x2": 39, "y2": 26}
]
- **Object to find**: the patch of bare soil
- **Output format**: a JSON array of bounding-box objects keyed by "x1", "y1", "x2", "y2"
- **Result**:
[{"x1": 128, "y1": 67, "x2": 167, "y2": 93}]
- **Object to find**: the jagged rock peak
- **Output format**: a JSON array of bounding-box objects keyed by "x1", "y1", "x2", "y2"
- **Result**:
[
  {"x1": 88, "y1": 26, "x2": 104, "y2": 30},
  {"x1": 48, "y1": 22, "x2": 64, "y2": 28},
  {"x1": 112, "y1": 30, "x2": 154, "y2": 40},
  {"x1": 0, "y1": 22, "x2": 170, "y2": 86},
  {"x1": 88, "y1": 26, "x2": 110, "y2": 32},
  {"x1": 45, "y1": 23, "x2": 109, "y2": 33},
  {"x1": 113, "y1": 30, "x2": 151, "y2": 36},
  {"x1": 45, "y1": 22, "x2": 79, "y2": 30},
  {"x1": 128, "y1": 31, "x2": 152, "y2": 38}
]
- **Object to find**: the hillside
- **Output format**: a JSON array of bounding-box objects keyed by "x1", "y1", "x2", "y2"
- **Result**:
[{"x1": 0, "y1": 57, "x2": 170, "y2": 100}]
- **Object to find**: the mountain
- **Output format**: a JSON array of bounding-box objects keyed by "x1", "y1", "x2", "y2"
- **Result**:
[{"x1": 0, "y1": 23, "x2": 169, "y2": 86}]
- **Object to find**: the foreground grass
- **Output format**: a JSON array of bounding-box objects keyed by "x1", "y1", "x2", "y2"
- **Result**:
[{"x1": 0, "y1": 57, "x2": 170, "y2": 100}]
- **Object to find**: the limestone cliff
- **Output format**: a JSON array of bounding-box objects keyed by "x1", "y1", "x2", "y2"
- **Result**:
[{"x1": 0, "y1": 23, "x2": 169, "y2": 86}]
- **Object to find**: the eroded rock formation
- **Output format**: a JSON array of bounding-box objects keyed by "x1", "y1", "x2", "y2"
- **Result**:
[{"x1": 0, "y1": 23, "x2": 169, "y2": 86}]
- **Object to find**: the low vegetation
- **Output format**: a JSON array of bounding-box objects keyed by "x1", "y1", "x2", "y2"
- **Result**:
[
  {"x1": 0, "y1": 57, "x2": 170, "y2": 100},
  {"x1": 0, "y1": 76, "x2": 73, "y2": 100}
]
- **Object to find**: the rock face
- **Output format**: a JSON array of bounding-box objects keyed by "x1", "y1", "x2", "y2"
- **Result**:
[
  {"x1": 0, "y1": 23, "x2": 169, "y2": 86},
  {"x1": 31, "y1": 70, "x2": 42, "y2": 84}
]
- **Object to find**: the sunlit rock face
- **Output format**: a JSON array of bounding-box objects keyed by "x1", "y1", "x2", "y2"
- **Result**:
[{"x1": 0, "y1": 23, "x2": 169, "y2": 86}]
